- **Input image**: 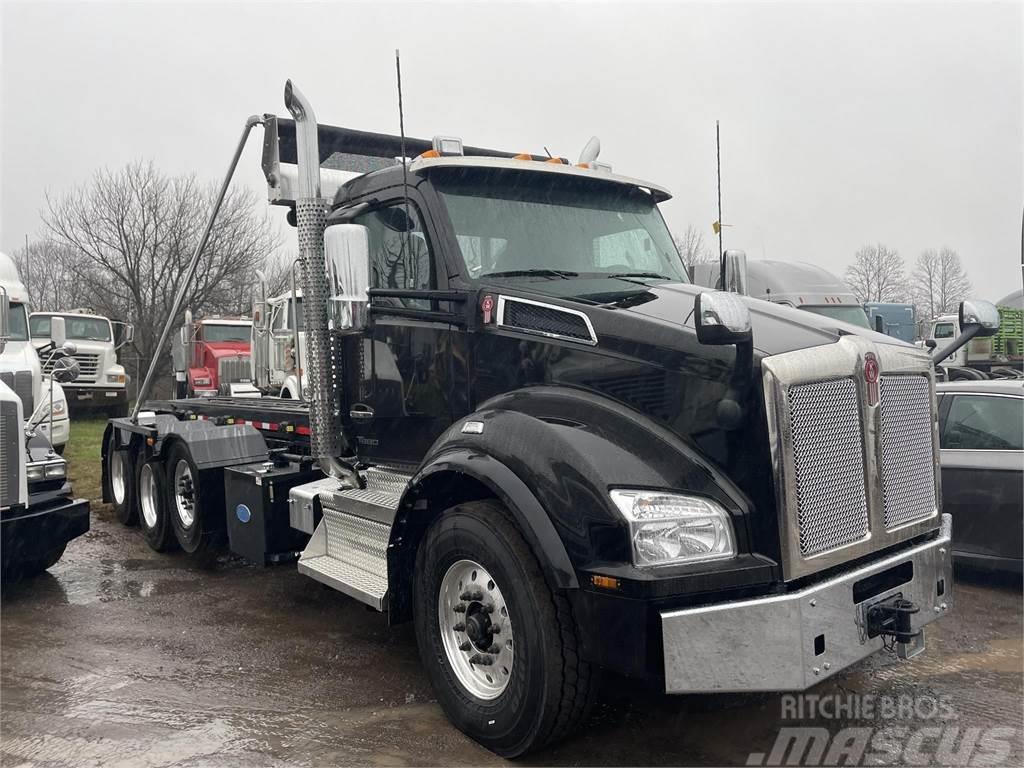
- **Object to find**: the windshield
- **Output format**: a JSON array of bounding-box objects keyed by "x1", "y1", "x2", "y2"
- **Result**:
[
  {"x1": 800, "y1": 305, "x2": 872, "y2": 329},
  {"x1": 202, "y1": 324, "x2": 251, "y2": 343},
  {"x1": 434, "y1": 169, "x2": 687, "y2": 285},
  {"x1": 8, "y1": 302, "x2": 29, "y2": 341},
  {"x1": 31, "y1": 314, "x2": 111, "y2": 341}
]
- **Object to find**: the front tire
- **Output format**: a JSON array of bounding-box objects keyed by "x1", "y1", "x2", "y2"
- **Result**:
[
  {"x1": 413, "y1": 500, "x2": 593, "y2": 757},
  {"x1": 138, "y1": 460, "x2": 177, "y2": 552},
  {"x1": 165, "y1": 442, "x2": 224, "y2": 554}
]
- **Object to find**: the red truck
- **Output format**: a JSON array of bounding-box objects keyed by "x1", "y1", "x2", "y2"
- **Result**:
[{"x1": 170, "y1": 311, "x2": 255, "y2": 398}]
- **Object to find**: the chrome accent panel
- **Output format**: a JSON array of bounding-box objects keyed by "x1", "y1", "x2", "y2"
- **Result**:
[
  {"x1": 878, "y1": 375, "x2": 938, "y2": 529},
  {"x1": 0, "y1": 399, "x2": 19, "y2": 508},
  {"x1": 787, "y1": 378, "x2": 869, "y2": 556},
  {"x1": 662, "y1": 515, "x2": 952, "y2": 693},
  {"x1": 287, "y1": 476, "x2": 339, "y2": 534},
  {"x1": 0, "y1": 370, "x2": 34, "y2": 416},
  {"x1": 496, "y1": 295, "x2": 598, "y2": 346},
  {"x1": 763, "y1": 336, "x2": 942, "y2": 580}
]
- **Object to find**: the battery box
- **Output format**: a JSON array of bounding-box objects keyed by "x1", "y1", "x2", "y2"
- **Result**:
[{"x1": 224, "y1": 461, "x2": 321, "y2": 565}]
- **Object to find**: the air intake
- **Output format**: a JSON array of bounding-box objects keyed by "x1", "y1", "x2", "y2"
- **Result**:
[{"x1": 497, "y1": 297, "x2": 597, "y2": 345}]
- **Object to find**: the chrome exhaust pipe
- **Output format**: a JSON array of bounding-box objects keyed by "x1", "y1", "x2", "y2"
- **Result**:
[{"x1": 284, "y1": 80, "x2": 359, "y2": 486}]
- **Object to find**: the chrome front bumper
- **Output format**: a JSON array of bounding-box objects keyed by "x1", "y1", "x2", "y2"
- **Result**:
[{"x1": 661, "y1": 514, "x2": 953, "y2": 693}]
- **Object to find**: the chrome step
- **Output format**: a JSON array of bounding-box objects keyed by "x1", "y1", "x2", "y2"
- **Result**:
[{"x1": 296, "y1": 466, "x2": 412, "y2": 610}]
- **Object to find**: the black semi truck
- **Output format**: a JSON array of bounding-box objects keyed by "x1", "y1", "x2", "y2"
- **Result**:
[{"x1": 100, "y1": 82, "x2": 1001, "y2": 756}]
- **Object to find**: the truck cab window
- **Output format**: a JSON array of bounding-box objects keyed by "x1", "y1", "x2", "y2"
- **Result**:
[
  {"x1": 29, "y1": 314, "x2": 51, "y2": 338},
  {"x1": 933, "y1": 322, "x2": 955, "y2": 339},
  {"x1": 353, "y1": 204, "x2": 434, "y2": 309}
]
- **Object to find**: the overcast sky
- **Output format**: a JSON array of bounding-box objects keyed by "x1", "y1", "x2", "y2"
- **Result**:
[{"x1": 2, "y1": 1, "x2": 1021, "y2": 302}]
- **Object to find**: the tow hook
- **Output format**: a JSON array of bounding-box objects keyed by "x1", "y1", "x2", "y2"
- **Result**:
[{"x1": 866, "y1": 595, "x2": 925, "y2": 659}]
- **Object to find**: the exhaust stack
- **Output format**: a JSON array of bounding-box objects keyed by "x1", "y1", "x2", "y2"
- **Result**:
[{"x1": 283, "y1": 80, "x2": 358, "y2": 486}]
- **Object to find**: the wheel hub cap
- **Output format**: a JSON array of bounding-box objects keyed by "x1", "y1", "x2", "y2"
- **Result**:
[
  {"x1": 173, "y1": 460, "x2": 196, "y2": 528},
  {"x1": 438, "y1": 559, "x2": 514, "y2": 700}
]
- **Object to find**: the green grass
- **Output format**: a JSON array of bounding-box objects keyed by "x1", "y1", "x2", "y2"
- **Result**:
[{"x1": 64, "y1": 418, "x2": 109, "y2": 508}]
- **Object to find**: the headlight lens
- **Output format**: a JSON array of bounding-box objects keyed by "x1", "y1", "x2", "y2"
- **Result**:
[
  {"x1": 107, "y1": 373, "x2": 126, "y2": 384},
  {"x1": 26, "y1": 466, "x2": 45, "y2": 481},
  {"x1": 51, "y1": 399, "x2": 66, "y2": 416},
  {"x1": 45, "y1": 462, "x2": 67, "y2": 478},
  {"x1": 193, "y1": 376, "x2": 211, "y2": 386},
  {"x1": 610, "y1": 490, "x2": 736, "y2": 567}
]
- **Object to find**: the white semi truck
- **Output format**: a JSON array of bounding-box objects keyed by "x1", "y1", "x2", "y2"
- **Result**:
[
  {"x1": 0, "y1": 253, "x2": 71, "y2": 452},
  {"x1": 1, "y1": 254, "x2": 89, "y2": 579},
  {"x1": 31, "y1": 310, "x2": 133, "y2": 417}
]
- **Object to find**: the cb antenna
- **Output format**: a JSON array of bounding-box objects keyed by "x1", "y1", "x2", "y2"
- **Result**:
[{"x1": 395, "y1": 49, "x2": 412, "y2": 273}]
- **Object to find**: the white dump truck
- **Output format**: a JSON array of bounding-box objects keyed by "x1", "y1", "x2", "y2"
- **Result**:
[{"x1": 31, "y1": 310, "x2": 133, "y2": 417}]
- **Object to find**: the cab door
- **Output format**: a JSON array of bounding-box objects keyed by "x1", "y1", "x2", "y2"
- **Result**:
[{"x1": 345, "y1": 199, "x2": 467, "y2": 465}]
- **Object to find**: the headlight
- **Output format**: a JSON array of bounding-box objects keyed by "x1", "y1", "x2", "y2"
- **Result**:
[
  {"x1": 26, "y1": 465, "x2": 45, "y2": 481},
  {"x1": 193, "y1": 376, "x2": 211, "y2": 386},
  {"x1": 107, "y1": 373, "x2": 126, "y2": 384},
  {"x1": 45, "y1": 462, "x2": 67, "y2": 478},
  {"x1": 610, "y1": 490, "x2": 736, "y2": 567},
  {"x1": 51, "y1": 399, "x2": 66, "y2": 416}
]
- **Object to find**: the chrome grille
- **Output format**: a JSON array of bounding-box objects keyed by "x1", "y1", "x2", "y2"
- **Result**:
[
  {"x1": 217, "y1": 356, "x2": 252, "y2": 390},
  {"x1": 1, "y1": 399, "x2": 19, "y2": 508},
  {"x1": 787, "y1": 378, "x2": 869, "y2": 556},
  {"x1": 43, "y1": 352, "x2": 100, "y2": 382},
  {"x1": 878, "y1": 375, "x2": 937, "y2": 528},
  {"x1": 0, "y1": 370, "x2": 34, "y2": 416}
]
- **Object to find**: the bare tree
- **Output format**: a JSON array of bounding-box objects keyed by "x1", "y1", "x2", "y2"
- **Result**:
[
  {"x1": 43, "y1": 161, "x2": 280, "y2": 386},
  {"x1": 844, "y1": 243, "x2": 908, "y2": 303},
  {"x1": 910, "y1": 247, "x2": 972, "y2": 323},
  {"x1": 11, "y1": 238, "x2": 90, "y2": 311},
  {"x1": 673, "y1": 225, "x2": 714, "y2": 270}
]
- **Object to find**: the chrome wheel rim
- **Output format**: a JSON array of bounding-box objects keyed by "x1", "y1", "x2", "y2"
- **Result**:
[
  {"x1": 139, "y1": 463, "x2": 158, "y2": 529},
  {"x1": 110, "y1": 450, "x2": 126, "y2": 505},
  {"x1": 173, "y1": 459, "x2": 196, "y2": 529},
  {"x1": 438, "y1": 559, "x2": 514, "y2": 700}
]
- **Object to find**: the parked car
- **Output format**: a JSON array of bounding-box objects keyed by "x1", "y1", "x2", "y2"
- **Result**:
[{"x1": 936, "y1": 380, "x2": 1023, "y2": 575}]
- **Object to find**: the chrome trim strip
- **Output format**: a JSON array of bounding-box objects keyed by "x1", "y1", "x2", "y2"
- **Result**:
[{"x1": 495, "y1": 295, "x2": 598, "y2": 346}]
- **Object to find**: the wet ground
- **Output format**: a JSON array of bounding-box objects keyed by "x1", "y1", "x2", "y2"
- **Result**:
[{"x1": 2, "y1": 505, "x2": 1022, "y2": 767}]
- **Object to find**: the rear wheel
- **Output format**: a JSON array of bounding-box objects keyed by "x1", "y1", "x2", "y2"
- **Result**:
[
  {"x1": 138, "y1": 460, "x2": 177, "y2": 552},
  {"x1": 413, "y1": 500, "x2": 593, "y2": 757},
  {"x1": 105, "y1": 430, "x2": 137, "y2": 525},
  {"x1": 165, "y1": 442, "x2": 224, "y2": 554}
]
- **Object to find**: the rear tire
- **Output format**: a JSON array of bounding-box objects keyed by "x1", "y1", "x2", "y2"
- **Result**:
[
  {"x1": 165, "y1": 442, "x2": 224, "y2": 554},
  {"x1": 138, "y1": 460, "x2": 177, "y2": 552},
  {"x1": 413, "y1": 500, "x2": 593, "y2": 757},
  {"x1": 105, "y1": 430, "x2": 137, "y2": 526}
]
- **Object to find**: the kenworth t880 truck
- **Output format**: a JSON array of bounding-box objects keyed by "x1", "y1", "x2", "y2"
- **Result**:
[{"x1": 100, "y1": 82, "x2": 1000, "y2": 757}]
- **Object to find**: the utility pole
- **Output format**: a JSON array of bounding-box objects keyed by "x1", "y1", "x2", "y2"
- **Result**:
[
  {"x1": 24, "y1": 234, "x2": 30, "y2": 303},
  {"x1": 716, "y1": 121, "x2": 724, "y2": 286}
]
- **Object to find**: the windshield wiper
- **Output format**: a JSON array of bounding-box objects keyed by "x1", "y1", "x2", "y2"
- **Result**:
[
  {"x1": 607, "y1": 271, "x2": 675, "y2": 281},
  {"x1": 483, "y1": 269, "x2": 579, "y2": 280}
]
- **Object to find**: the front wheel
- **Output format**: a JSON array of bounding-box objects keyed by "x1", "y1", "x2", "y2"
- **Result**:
[{"x1": 413, "y1": 500, "x2": 593, "y2": 757}]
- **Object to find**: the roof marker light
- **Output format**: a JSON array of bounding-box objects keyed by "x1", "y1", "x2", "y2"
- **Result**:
[{"x1": 431, "y1": 136, "x2": 464, "y2": 156}]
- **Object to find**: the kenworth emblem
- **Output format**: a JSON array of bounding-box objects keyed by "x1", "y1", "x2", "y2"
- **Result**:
[{"x1": 864, "y1": 353, "x2": 880, "y2": 406}]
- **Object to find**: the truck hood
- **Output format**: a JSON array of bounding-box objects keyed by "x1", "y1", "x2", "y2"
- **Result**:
[
  {"x1": 200, "y1": 342, "x2": 251, "y2": 359},
  {"x1": 518, "y1": 278, "x2": 900, "y2": 358}
]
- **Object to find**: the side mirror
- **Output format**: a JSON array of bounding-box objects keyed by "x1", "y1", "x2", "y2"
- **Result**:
[
  {"x1": 959, "y1": 299, "x2": 1000, "y2": 337},
  {"x1": 723, "y1": 250, "x2": 748, "y2": 295},
  {"x1": 51, "y1": 316, "x2": 67, "y2": 347},
  {"x1": 695, "y1": 291, "x2": 752, "y2": 346},
  {"x1": 325, "y1": 223, "x2": 370, "y2": 332},
  {"x1": 52, "y1": 355, "x2": 80, "y2": 383},
  {"x1": 62, "y1": 341, "x2": 78, "y2": 355},
  {"x1": 252, "y1": 300, "x2": 268, "y2": 331},
  {"x1": 925, "y1": 339, "x2": 937, "y2": 350}
]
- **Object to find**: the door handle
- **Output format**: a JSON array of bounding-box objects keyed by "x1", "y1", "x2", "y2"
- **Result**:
[{"x1": 349, "y1": 404, "x2": 375, "y2": 421}]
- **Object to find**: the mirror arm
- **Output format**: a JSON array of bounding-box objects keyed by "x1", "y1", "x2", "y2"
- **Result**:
[{"x1": 932, "y1": 324, "x2": 982, "y2": 365}]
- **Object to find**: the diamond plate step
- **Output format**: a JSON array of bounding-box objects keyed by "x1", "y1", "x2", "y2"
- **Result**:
[{"x1": 296, "y1": 468, "x2": 411, "y2": 610}]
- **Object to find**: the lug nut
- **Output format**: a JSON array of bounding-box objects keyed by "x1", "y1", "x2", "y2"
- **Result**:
[
  {"x1": 486, "y1": 645, "x2": 501, "y2": 654},
  {"x1": 452, "y1": 622, "x2": 466, "y2": 632},
  {"x1": 458, "y1": 641, "x2": 471, "y2": 652},
  {"x1": 468, "y1": 654, "x2": 494, "y2": 666},
  {"x1": 460, "y1": 590, "x2": 483, "y2": 601},
  {"x1": 453, "y1": 603, "x2": 467, "y2": 613}
]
